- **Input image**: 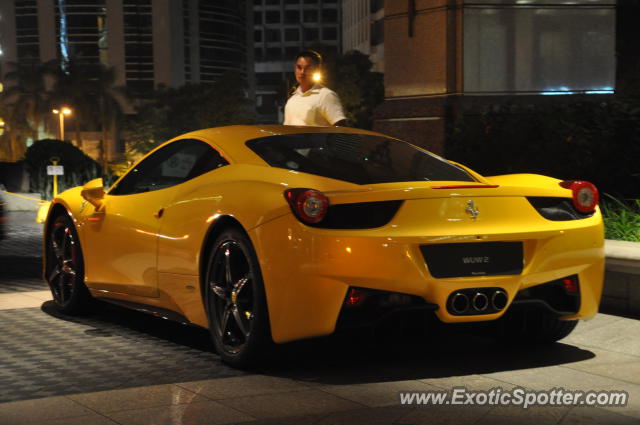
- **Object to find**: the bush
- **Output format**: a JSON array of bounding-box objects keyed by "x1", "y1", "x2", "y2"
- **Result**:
[
  {"x1": 601, "y1": 196, "x2": 640, "y2": 242},
  {"x1": 24, "y1": 139, "x2": 110, "y2": 200},
  {"x1": 446, "y1": 97, "x2": 640, "y2": 198}
]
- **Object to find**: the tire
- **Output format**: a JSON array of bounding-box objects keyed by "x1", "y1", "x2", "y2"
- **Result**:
[
  {"x1": 46, "y1": 213, "x2": 93, "y2": 314},
  {"x1": 495, "y1": 309, "x2": 578, "y2": 344},
  {"x1": 204, "y1": 227, "x2": 271, "y2": 367}
]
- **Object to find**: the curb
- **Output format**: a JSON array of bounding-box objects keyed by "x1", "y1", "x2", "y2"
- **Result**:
[{"x1": 602, "y1": 239, "x2": 640, "y2": 318}]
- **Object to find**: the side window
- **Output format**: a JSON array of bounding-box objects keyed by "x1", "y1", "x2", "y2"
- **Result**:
[{"x1": 110, "y1": 139, "x2": 228, "y2": 195}]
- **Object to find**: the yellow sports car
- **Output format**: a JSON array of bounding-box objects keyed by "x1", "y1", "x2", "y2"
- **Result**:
[{"x1": 44, "y1": 125, "x2": 604, "y2": 366}]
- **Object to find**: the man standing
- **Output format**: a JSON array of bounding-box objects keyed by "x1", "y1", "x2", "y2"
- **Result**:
[{"x1": 283, "y1": 50, "x2": 347, "y2": 126}]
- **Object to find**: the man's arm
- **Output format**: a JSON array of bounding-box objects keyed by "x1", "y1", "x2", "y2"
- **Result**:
[{"x1": 321, "y1": 90, "x2": 347, "y2": 127}]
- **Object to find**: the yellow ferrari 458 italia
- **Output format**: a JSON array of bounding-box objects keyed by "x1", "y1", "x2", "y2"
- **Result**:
[{"x1": 44, "y1": 125, "x2": 604, "y2": 366}]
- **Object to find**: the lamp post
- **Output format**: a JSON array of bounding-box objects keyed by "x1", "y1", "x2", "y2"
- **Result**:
[{"x1": 52, "y1": 107, "x2": 72, "y2": 141}]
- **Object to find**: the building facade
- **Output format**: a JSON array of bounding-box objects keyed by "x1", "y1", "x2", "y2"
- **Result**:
[
  {"x1": 0, "y1": 0, "x2": 252, "y2": 159},
  {"x1": 341, "y1": 0, "x2": 384, "y2": 72},
  {"x1": 374, "y1": 0, "x2": 616, "y2": 154},
  {"x1": 253, "y1": 0, "x2": 341, "y2": 124}
]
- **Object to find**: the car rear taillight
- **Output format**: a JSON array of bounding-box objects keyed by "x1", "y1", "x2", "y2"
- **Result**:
[
  {"x1": 559, "y1": 180, "x2": 599, "y2": 214},
  {"x1": 284, "y1": 188, "x2": 329, "y2": 224}
]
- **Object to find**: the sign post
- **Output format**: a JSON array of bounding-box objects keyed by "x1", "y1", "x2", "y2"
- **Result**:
[{"x1": 47, "y1": 157, "x2": 64, "y2": 198}]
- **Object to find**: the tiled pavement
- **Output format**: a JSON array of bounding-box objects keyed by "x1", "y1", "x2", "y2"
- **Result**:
[
  {"x1": 0, "y1": 211, "x2": 47, "y2": 293},
  {"x1": 1, "y1": 212, "x2": 639, "y2": 424}
]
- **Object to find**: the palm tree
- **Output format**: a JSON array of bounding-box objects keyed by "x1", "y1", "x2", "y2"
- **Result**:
[
  {"x1": 89, "y1": 64, "x2": 127, "y2": 166},
  {"x1": 1, "y1": 58, "x2": 57, "y2": 156},
  {"x1": 50, "y1": 58, "x2": 97, "y2": 148},
  {"x1": 0, "y1": 103, "x2": 30, "y2": 161},
  {"x1": 50, "y1": 58, "x2": 128, "y2": 165}
]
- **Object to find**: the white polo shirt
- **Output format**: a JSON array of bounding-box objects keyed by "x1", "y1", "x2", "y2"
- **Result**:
[{"x1": 283, "y1": 84, "x2": 347, "y2": 126}]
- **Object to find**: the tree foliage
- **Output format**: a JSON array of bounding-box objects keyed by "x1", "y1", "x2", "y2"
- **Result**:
[
  {"x1": 23, "y1": 139, "x2": 111, "y2": 200},
  {"x1": 125, "y1": 71, "x2": 255, "y2": 155},
  {"x1": 326, "y1": 50, "x2": 384, "y2": 129},
  {"x1": 446, "y1": 97, "x2": 640, "y2": 198},
  {"x1": 0, "y1": 57, "x2": 125, "y2": 162},
  {"x1": 1, "y1": 58, "x2": 58, "y2": 159}
]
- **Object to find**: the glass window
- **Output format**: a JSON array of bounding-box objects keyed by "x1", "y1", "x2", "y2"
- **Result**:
[
  {"x1": 265, "y1": 10, "x2": 280, "y2": 24},
  {"x1": 371, "y1": 19, "x2": 384, "y2": 45},
  {"x1": 303, "y1": 28, "x2": 319, "y2": 42},
  {"x1": 266, "y1": 47, "x2": 282, "y2": 60},
  {"x1": 322, "y1": 9, "x2": 337, "y2": 22},
  {"x1": 463, "y1": 6, "x2": 615, "y2": 94},
  {"x1": 322, "y1": 27, "x2": 337, "y2": 41},
  {"x1": 285, "y1": 28, "x2": 300, "y2": 41},
  {"x1": 266, "y1": 29, "x2": 281, "y2": 42},
  {"x1": 303, "y1": 9, "x2": 318, "y2": 23},
  {"x1": 253, "y1": 11, "x2": 262, "y2": 25},
  {"x1": 284, "y1": 10, "x2": 299, "y2": 23},
  {"x1": 110, "y1": 140, "x2": 228, "y2": 195},
  {"x1": 256, "y1": 72, "x2": 282, "y2": 86},
  {"x1": 246, "y1": 134, "x2": 475, "y2": 185},
  {"x1": 254, "y1": 30, "x2": 263, "y2": 42},
  {"x1": 284, "y1": 46, "x2": 299, "y2": 59}
]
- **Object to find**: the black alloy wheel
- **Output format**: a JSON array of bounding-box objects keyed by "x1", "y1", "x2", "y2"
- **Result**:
[
  {"x1": 205, "y1": 227, "x2": 271, "y2": 367},
  {"x1": 46, "y1": 213, "x2": 92, "y2": 314}
]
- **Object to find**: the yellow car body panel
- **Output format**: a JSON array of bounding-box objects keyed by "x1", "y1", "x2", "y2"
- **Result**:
[{"x1": 44, "y1": 125, "x2": 605, "y2": 344}]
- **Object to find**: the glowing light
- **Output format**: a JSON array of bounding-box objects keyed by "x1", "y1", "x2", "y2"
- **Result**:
[
  {"x1": 584, "y1": 90, "x2": 615, "y2": 94},
  {"x1": 57, "y1": 0, "x2": 70, "y2": 71},
  {"x1": 312, "y1": 72, "x2": 322, "y2": 82},
  {"x1": 540, "y1": 86, "x2": 614, "y2": 96},
  {"x1": 345, "y1": 247, "x2": 352, "y2": 254}
]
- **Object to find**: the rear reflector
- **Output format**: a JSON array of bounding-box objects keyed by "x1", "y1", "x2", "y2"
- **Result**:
[
  {"x1": 345, "y1": 288, "x2": 367, "y2": 307},
  {"x1": 562, "y1": 276, "x2": 579, "y2": 294}
]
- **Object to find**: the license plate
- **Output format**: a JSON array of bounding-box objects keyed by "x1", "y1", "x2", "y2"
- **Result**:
[{"x1": 420, "y1": 242, "x2": 524, "y2": 278}]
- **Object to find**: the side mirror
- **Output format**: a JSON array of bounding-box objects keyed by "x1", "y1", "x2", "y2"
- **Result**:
[{"x1": 81, "y1": 178, "x2": 105, "y2": 211}]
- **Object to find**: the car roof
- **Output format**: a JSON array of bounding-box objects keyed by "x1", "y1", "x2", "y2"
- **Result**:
[{"x1": 175, "y1": 125, "x2": 382, "y2": 165}]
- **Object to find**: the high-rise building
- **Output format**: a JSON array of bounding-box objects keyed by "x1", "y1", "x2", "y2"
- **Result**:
[
  {"x1": 253, "y1": 0, "x2": 341, "y2": 124},
  {"x1": 0, "y1": 0, "x2": 253, "y2": 159},
  {"x1": 342, "y1": 0, "x2": 383, "y2": 72}
]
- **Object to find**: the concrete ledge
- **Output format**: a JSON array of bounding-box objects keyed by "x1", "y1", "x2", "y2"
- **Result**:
[{"x1": 602, "y1": 239, "x2": 640, "y2": 318}]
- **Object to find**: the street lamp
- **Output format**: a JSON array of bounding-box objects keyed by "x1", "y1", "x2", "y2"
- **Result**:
[{"x1": 52, "y1": 107, "x2": 72, "y2": 141}]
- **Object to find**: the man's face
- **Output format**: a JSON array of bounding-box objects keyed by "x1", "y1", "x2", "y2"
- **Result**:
[{"x1": 295, "y1": 56, "x2": 318, "y2": 89}]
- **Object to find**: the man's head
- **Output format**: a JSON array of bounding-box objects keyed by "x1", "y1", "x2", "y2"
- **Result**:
[{"x1": 294, "y1": 50, "x2": 322, "y2": 92}]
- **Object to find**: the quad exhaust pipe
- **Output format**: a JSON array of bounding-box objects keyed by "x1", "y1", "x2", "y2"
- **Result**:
[
  {"x1": 450, "y1": 292, "x2": 470, "y2": 315},
  {"x1": 447, "y1": 288, "x2": 508, "y2": 315}
]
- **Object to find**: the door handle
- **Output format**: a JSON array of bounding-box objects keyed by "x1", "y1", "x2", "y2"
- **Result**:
[{"x1": 153, "y1": 208, "x2": 164, "y2": 218}]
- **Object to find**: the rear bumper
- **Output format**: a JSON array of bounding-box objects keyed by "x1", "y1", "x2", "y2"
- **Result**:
[{"x1": 250, "y1": 212, "x2": 604, "y2": 343}]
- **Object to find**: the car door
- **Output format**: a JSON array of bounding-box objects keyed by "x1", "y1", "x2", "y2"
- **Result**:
[{"x1": 82, "y1": 139, "x2": 221, "y2": 297}]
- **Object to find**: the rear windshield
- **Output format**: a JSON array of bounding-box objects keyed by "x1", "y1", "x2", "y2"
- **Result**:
[{"x1": 246, "y1": 133, "x2": 475, "y2": 185}]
